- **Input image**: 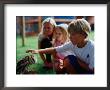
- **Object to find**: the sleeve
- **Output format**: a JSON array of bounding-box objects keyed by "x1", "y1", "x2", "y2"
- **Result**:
[
  {"x1": 88, "y1": 45, "x2": 94, "y2": 70},
  {"x1": 60, "y1": 50, "x2": 75, "y2": 57},
  {"x1": 55, "y1": 41, "x2": 73, "y2": 53}
]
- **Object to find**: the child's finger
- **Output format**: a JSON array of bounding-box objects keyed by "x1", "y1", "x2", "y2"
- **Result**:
[
  {"x1": 32, "y1": 51, "x2": 37, "y2": 54},
  {"x1": 32, "y1": 50, "x2": 39, "y2": 54},
  {"x1": 26, "y1": 50, "x2": 32, "y2": 53},
  {"x1": 26, "y1": 50, "x2": 31, "y2": 53},
  {"x1": 26, "y1": 50, "x2": 29, "y2": 53}
]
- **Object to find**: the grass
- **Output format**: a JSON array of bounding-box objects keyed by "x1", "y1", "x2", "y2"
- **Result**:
[
  {"x1": 16, "y1": 36, "x2": 55, "y2": 74},
  {"x1": 88, "y1": 31, "x2": 94, "y2": 41},
  {"x1": 16, "y1": 31, "x2": 94, "y2": 74}
]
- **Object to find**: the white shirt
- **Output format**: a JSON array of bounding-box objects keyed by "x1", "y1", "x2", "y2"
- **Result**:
[
  {"x1": 55, "y1": 40, "x2": 94, "y2": 69},
  {"x1": 53, "y1": 40, "x2": 75, "y2": 60}
]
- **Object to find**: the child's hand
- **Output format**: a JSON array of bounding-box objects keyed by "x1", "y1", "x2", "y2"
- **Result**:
[
  {"x1": 59, "y1": 59, "x2": 63, "y2": 69},
  {"x1": 26, "y1": 49, "x2": 38, "y2": 54}
]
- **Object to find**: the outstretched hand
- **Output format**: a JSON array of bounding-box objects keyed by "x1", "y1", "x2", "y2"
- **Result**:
[{"x1": 26, "y1": 49, "x2": 38, "y2": 54}]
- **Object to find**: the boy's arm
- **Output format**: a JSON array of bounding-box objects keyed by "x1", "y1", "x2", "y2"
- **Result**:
[
  {"x1": 77, "y1": 56, "x2": 94, "y2": 73},
  {"x1": 26, "y1": 47, "x2": 56, "y2": 54},
  {"x1": 27, "y1": 41, "x2": 71, "y2": 55},
  {"x1": 37, "y1": 47, "x2": 56, "y2": 54},
  {"x1": 77, "y1": 58, "x2": 94, "y2": 72},
  {"x1": 36, "y1": 42, "x2": 72, "y2": 54}
]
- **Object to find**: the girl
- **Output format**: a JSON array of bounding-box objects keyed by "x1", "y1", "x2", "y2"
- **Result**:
[
  {"x1": 52, "y1": 23, "x2": 70, "y2": 73},
  {"x1": 38, "y1": 17, "x2": 56, "y2": 68}
]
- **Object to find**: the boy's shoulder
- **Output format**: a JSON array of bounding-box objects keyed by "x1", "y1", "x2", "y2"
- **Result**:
[
  {"x1": 88, "y1": 40, "x2": 94, "y2": 47},
  {"x1": 87, "y1": 40, "x2": 94, "y2": 51}
]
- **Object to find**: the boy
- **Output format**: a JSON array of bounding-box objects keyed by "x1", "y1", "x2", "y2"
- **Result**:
[{"x1": 27, "y1": 19, "x2": 94, "y2": 74}]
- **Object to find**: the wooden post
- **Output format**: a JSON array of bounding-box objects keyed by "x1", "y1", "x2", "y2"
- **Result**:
[
  {"x1": 37, "y1": 16, "x2": 42, "y2": 34},
  {"x1": 22, "y1": 16, "x2": 26, "y2": 46},
  {"x1": 19, "y1": 16, "x2": 22, "y2": 36},
  {"x1": 19, "y1": 16, "x2": 25, "y2": 46}
]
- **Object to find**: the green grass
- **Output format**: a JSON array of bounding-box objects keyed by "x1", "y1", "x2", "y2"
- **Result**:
[
  {"x1": 88, "y1": 31, "x2": 94, "y2": 41},
  {"x1": 16, "y1": 32, "x2": 94, "y2": 74},
  {"x1": 16, "y1": 35, "x2": 55, "y2": 74}
]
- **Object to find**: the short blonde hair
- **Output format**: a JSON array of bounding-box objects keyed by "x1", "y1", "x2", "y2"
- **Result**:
[
  {"x1": 68, "y1": 19, "x2": 91, "y2": 36},
  {"x1": 53, "y1": 23, "x2": 69, "y2": 43}
]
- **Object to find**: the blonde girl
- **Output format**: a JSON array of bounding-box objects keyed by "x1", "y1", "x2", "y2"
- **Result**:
[
  {"x1": 38, "y1": 17, "x2": 56, "y2": 68},
  {"x1": 52, "y1": 23, "x2": 70, "y2": 73}
]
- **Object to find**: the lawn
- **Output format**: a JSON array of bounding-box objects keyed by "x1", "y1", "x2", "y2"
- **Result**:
[
  {"x1": 16, "y1": 31, "x2": 94, "y2": 74},
  {"x1": 16, "y1": 36, "x2": 55, "y2": 74}
]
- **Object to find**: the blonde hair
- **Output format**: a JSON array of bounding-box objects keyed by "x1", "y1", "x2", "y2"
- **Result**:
[
  {"x1": 40, "y1": 17, "x2": 56, "y2": 35},
  {"x1": 53, "y1": 23, "x2": 69, "y2": 43},
  {"x1": 68, "y1": 19, "x2": 91, "y2": 36}
]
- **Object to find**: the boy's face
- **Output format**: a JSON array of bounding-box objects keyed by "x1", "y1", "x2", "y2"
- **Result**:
[
  {"x1": 69, "y1": 32, "x2": 85, "y2": 45},
  {"x1": 43, "y1": 22, "x2": 54, "y2": 36}
]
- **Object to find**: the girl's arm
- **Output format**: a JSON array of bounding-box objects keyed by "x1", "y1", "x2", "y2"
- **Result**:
[{"x1": 38, "y1": 41, "x2": 47, "y2": 62}]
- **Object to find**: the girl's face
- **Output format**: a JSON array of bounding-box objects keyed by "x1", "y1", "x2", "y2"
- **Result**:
[
  {"x1": 69, "y1": 32, "x2": 85, "y2": 45},
  {"x1": 55, "y1": 27, "x2": 63, "y2": 41},
  {"x1": 43, "y1": 22, "x2": 54, "y2": 36}
]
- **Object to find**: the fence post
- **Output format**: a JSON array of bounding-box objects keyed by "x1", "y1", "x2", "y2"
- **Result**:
[
  {"x1": 19, "y1": 16, "x2": 25, "y2": 46},
  {"x1": 38, "y1": 16, "x2": 42, "y2": 34}
]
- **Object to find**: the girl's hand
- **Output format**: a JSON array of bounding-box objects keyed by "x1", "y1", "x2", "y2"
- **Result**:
[{"x1": 26, "y1": 49, "x2": 38, "y2": 54}]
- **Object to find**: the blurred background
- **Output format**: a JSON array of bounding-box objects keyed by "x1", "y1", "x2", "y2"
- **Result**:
[{"x1": 16, "y1": 16, "x2": 94, "y2": 74}]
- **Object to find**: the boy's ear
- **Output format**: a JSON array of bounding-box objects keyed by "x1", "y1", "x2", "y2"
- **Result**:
[{"x1": 80, "y1": 32, "x2": 88, "y2": 38}]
